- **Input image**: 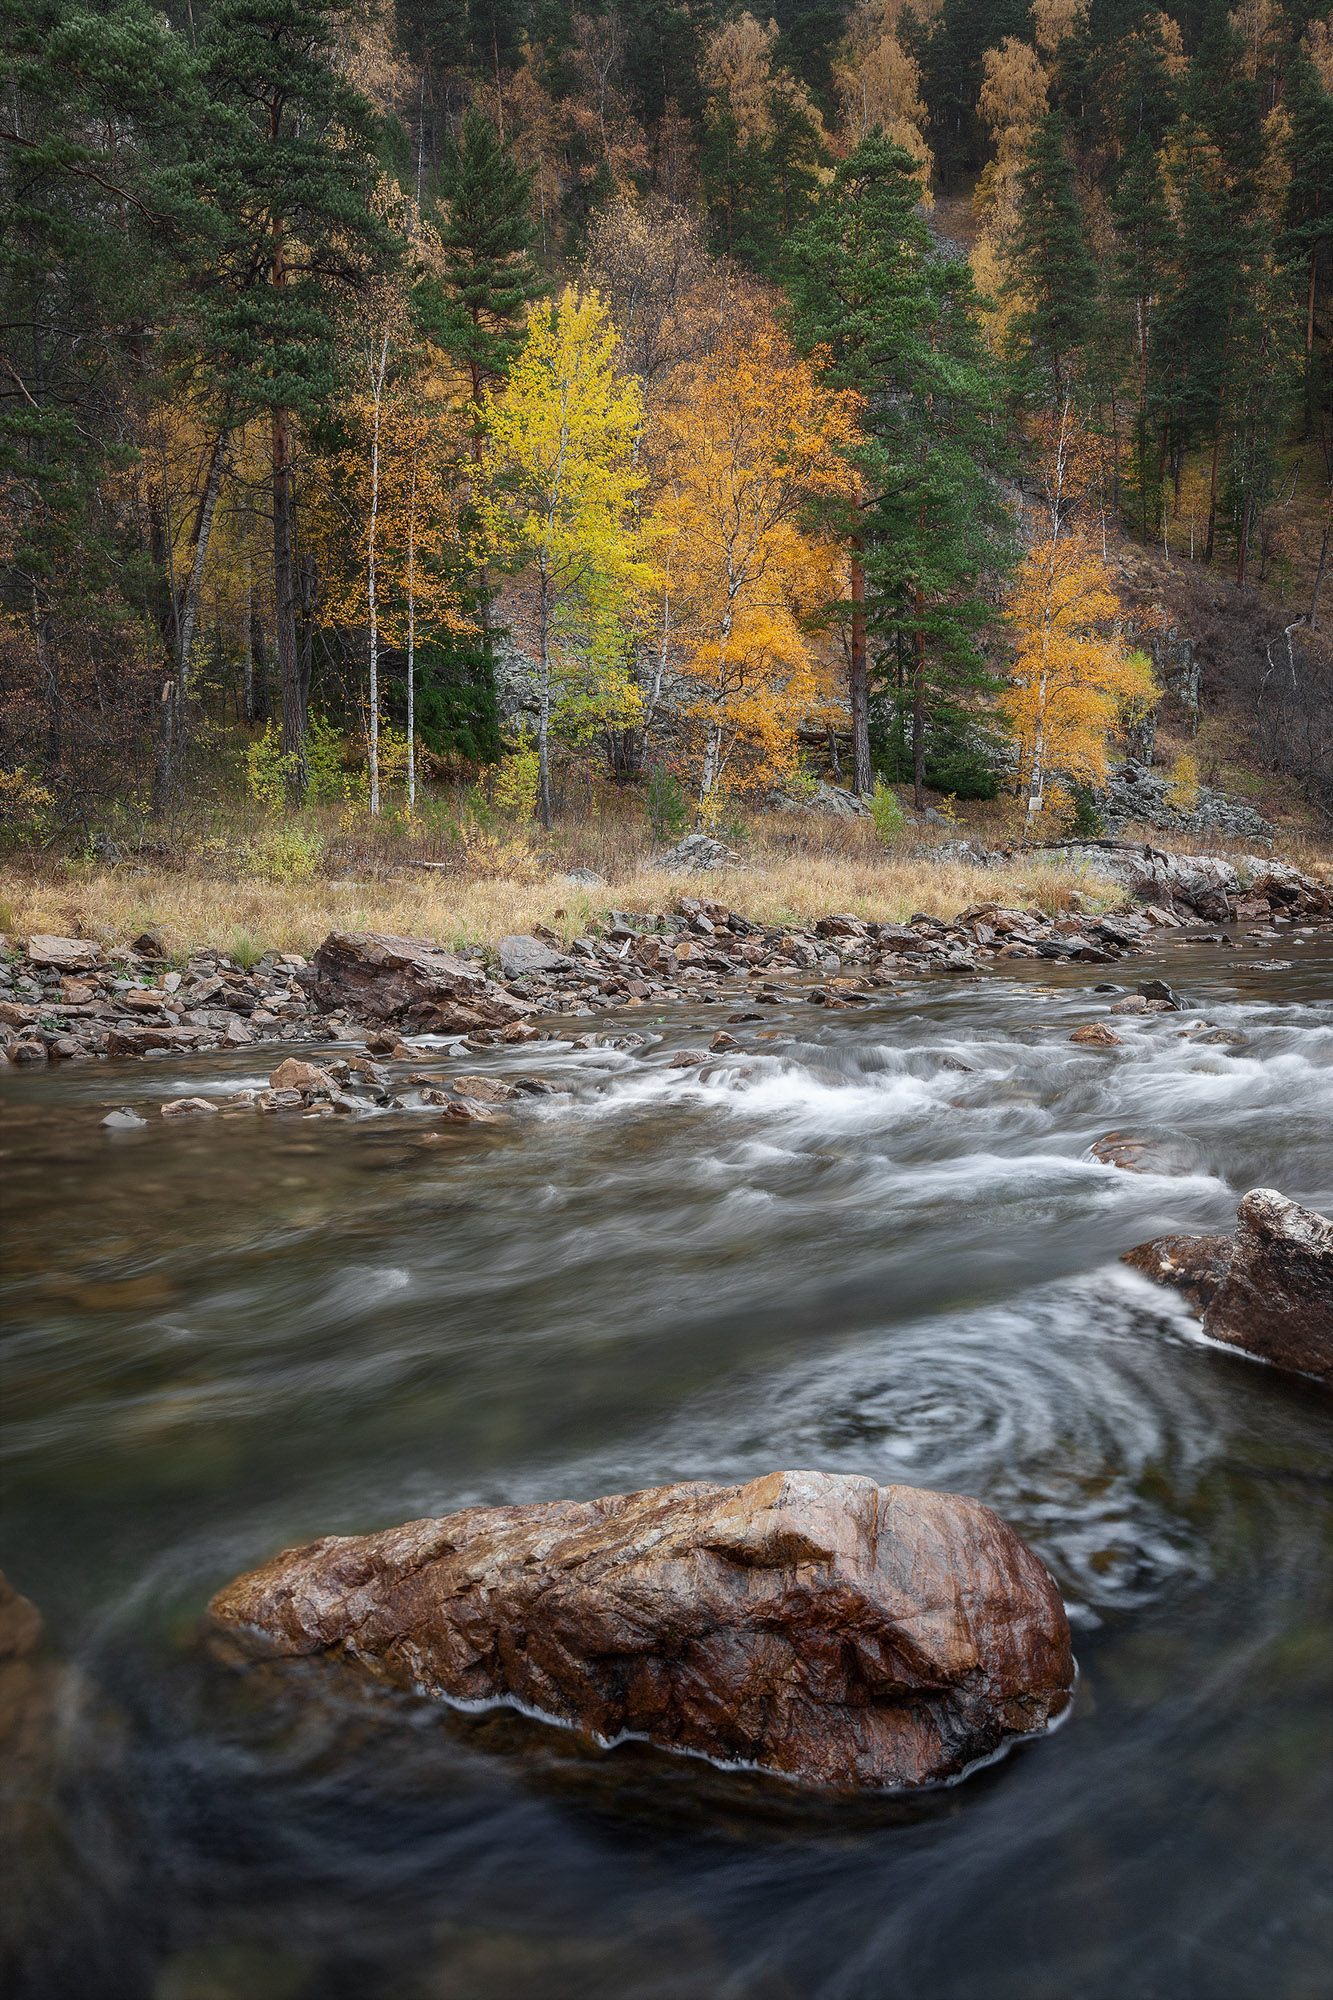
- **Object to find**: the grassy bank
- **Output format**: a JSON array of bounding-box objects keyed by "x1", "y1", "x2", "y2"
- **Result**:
[
  {"x1": 2, "y1": 804, "x2": 1320, "y2": 960},
  {"x1": 0, "y1": 836, "x2": 1304, "y2": 968}
]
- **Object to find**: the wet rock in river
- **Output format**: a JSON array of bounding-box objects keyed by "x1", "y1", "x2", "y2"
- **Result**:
[
  {"x1": 205, "y1": 1469, "x2": 1073, "y2": 1793},
  {"x1": 268, "y1": 1058, "x2": 334, "y2": 1094},
  {"x1": 451, "y1": 1074, "x2": 519, "y2": 1103},
  {"x1": 1070, "y1": 1023, "x2": 1123, "y2": 1046},
  {"x1": 1202, "y1": 1190, "x2": 1333, "y2": 1381},
  {"x1": 160, "y1": 1097, "x2": 219, "y2": 1119},
  {"x1": 1087, "y1": 1132, "x2": 1197, "y2": 1175},
  {"x1": 1121, "y1": 1233, "x2": 1234, "y2": 1310},
  {"x1": 1138, "y1": 979, "x2": 1182, "y2": 1007},
  {"x1": 5, "y1": 1039, "x2": 47, "y2": 1064},
  {"x1": 101, "y1": 1106, "x2": 147, "y2": 1129}
]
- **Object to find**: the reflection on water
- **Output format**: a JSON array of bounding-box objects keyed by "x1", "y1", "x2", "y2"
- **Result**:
[{"x1": 2, "y1": 940, "x2": 1331, "y2": 1998}]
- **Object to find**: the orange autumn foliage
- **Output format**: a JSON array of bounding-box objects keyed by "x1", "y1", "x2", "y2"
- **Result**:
[
  {"x1": 645, "y1": 315, "x2": 860, "y2": 811},
  {"x1": 1001, "y1": 527, "x2": 1158, "y2": 824}
]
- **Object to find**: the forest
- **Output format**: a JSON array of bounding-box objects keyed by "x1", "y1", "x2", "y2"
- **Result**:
[{"x1": 3, "y1": 0, "x2": 1332, "y2": 871}]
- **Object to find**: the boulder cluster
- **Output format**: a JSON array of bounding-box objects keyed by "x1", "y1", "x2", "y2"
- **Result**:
[{"x1": 0, "y1": 929, "x2": 318, "y2": 1067}]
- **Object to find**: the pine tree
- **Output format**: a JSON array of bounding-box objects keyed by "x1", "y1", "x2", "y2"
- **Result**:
[
  {"x1": 192, "y1": 0, "x2": 392, "y2": 797},
  {"x1": 784, "y1": 133, "x2": 1013, "y2": 807},
  {"x1": 1007, "y1": 108, "x2": 1099, "y2": 400},
  {"x1": 433, "y1": 108, "x2": 546, "y2": 418},
  {"x1": 0, "y1": 0, "x2": 205, "y2": 798},
  {"x1": 1279, "y1": 45, "x2": 1333, "y2": 435},
  {"x1": 1111, "y1": 135, "x2": 1177, "y2": 539}
]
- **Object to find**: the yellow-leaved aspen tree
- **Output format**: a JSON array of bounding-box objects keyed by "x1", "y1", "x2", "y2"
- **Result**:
[{"x1": 483, "y1": 286, "x2": 648, "y2": 828}]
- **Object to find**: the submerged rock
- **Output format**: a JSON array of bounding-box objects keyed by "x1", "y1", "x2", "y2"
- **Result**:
[
  {"x1": 1203, "y1": 1190, "x2": 1333, "y2": 1381},
  {"x1": 1087, "y1": 1131, "x2": 1197, "y2": 1175},
  {"x1": 205, "y1": 1470, "x2": 1073, "y2": 1793}
]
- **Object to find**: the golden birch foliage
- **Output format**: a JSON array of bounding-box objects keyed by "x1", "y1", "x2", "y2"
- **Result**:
[
  {"x1": 1032, "y1": 0, "x2": 1088, "y2": 53},
  {"x1": 1307, "y1": 16, "x2": 1333, "y2": 92},
  {"x1": 974, "y1": 38, "x2": 1050, "y2": 235},
  {"x1": 834, "y1": 5, "x2": 934, "y2": 184},
  {"x1": 1229, "y1": 0, "x2": 1281, "y2": 79},
  {"x1": 568, "y1": 11, "x2": 651, "y2": 187},
  {"x1": 582, "y1": 193, "x2": 717, "y2": 391},
  {"x1": 645, "y1": 315, "x2": 860, "y2": 809},
  {"x1": 700, "y1": 14, "x2": 783, "y2": 147},
  {"x1": 330, "y1": 0, "x2": 413, "y2": 113},
  {"x1": 311, "y1": 356, "x2": 475, "y2": 644},
  {"x1": 1000, "y1": 529, "x2": 1159, "y2": 820},
  {"x1": 482, "y1": 286, "x2": 649, "y2": 711}
]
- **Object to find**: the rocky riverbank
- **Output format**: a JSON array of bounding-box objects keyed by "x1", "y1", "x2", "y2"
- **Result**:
[{"x1": 3, "y1": 849, "x2": 1329, "y2": 1070}]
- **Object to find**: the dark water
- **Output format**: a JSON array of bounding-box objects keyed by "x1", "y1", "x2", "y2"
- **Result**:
[{"x1": 2, "y1": 937, "x2": 1331, "y2": 2000}]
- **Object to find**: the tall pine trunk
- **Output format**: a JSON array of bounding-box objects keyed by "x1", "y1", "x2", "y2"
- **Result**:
[
  {"x1": 406, "y1": 456, "x2": 417, "y2": 809},
  {"x1": 270, "y1": 215, "x2": 304, "y2": 803},
  {"x1": 273, "y1": 403, "x2": 304, "y2": 803},
  {"x1": 365, "y1": 328, "x2": 390, "y2": 817},
  {"x1": 849, "y1": 548, "x2": 870, "y2": 795},
  {"x1": 537, "y1": 555, "x2": 553, "y2": 830},
  {"x1": 176, "y1": 426, "x2": 228, "y2": 696},
  {"x1": 911, "y1": 583, "x2": 927, "y2": 812}
]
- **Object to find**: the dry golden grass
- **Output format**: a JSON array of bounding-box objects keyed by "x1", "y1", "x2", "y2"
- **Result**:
[
  {"x1": 0, "y1": 844, "x2": 1124, "y2": 962},
  {"x1": 3, "y1": 801, "x2": 1324, "y2": 963}
]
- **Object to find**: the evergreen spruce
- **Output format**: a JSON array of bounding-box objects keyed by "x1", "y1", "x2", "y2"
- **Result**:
[
  {"x1": 1111, "y1": 135, "x2": 1177, "y2": 539},
  {"x1": 1007, "y1": 110, "x2": 1099, "y2": 400},
  {"x1": 434, "y1": 108, "x2": 545, "y2": 415},
  {"x1": 1279, "y1": 47, "x2": 1333, "y2": 436},
  {"x1": 784, "y1": 133, "x2": 1012, "y2": 807},
  {"x1": 194, "y1": 0, "x2": 392, "y2": 795}
]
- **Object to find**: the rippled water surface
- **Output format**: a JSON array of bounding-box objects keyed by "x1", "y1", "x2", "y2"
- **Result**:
[{"x1": 3, "y1": 938, "x2": 1332, "y2": 1999}]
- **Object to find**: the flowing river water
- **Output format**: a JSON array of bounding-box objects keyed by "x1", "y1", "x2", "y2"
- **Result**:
[{"x1": 2, "y1": 934, "x2": 1331, "y2": 2000}]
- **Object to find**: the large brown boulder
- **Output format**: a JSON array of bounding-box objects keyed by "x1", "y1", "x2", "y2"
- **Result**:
[
  {"x1": 303, "y1": 931, "x2": 531, "y2": 1033},
  {"x1": 206, "y1": 1470, "x2": 1073, "y2": 1793},
  {"x1": 1202, "y1": 1189, "x2": 1333, "y2": 1380}
]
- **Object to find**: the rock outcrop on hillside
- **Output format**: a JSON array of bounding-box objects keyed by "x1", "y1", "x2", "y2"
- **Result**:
[
  {"x1": 206, "y1": 1470, "x2": 1074, "y2": 1793},
  {"x1": 1094, "y1": 760, "x2": 1274, "y2": 841}
]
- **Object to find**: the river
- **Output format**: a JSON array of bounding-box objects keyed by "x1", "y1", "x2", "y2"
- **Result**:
[{"x1": 2, "y1": 934, "x2": 1331, "y2": 1999}]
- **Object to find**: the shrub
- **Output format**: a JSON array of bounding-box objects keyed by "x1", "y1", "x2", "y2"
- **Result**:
[
  {"x1": 646, "y1": 768, "x2": 690, "y2": 841},
  {"x1": 493, "y1": 744, "x2": 539, "y2": 817},
  {"x1": 228, "y1": 928, "x2": 268, "y2": 970},
  {"x1": 869, "y1": 782, "x2": 906, "y2": 845},
  {"x1": 1164, "y1": 752, "x2": 1200, "y2": 813},
  {"x1": 1064, "y1": 782, "x2": 1106, "y2": 837},
  {"x1": 245, "y1": 821, "x2": 324, "y2": 883},
  {"x1": 0, "y1": 766, "x2": 55, "y2": 847}
]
